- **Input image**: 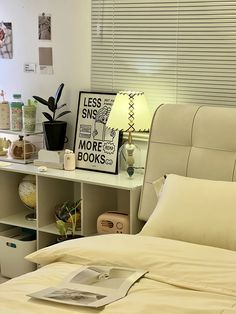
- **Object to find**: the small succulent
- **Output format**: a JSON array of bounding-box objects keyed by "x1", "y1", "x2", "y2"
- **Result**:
[{"x1": 33, "y1": 83, "x2": 71, "y2": 122}]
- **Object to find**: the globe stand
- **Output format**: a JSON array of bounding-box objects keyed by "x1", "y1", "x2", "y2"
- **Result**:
[
  {"x1": 25, "y1": 211, "x2": 36, "y2": 221},
  {"x1": 24, "y1": 205, "x2": 37, "y2": 221}
]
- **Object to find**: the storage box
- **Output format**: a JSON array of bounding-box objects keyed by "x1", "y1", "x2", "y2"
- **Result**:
[
  {"x1": 0, "y1": 227, "x2": 36, "y2": 278},
  {"x1": 34, "y1": 149, "x2": 64, "y2": 169}
]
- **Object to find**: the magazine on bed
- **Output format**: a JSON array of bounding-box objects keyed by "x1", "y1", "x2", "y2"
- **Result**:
[{"x1": 28, "y1": 265, "x2": 147, "y2": 308}]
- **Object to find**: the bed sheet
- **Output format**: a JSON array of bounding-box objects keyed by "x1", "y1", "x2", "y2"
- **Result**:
[{"x1": 1, "y1": 234, "x2": 236, "y2": 314}]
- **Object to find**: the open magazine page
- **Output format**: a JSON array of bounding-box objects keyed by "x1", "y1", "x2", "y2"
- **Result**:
[{"x1": 28, "y1": 265, "x2": 147, "y2": 308}]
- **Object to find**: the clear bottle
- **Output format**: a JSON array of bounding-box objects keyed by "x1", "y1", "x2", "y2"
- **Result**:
[{"x1": 10, "y1": 94, "x2": 23, "y2": 131}]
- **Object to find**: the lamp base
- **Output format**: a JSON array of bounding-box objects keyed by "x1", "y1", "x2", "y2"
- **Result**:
[
  {"x1": 118, "y1": 141, "x2": 142, "y2": 177},
  {"x1": 127, "y1": 166, "x2": 134, "y2": 177}
]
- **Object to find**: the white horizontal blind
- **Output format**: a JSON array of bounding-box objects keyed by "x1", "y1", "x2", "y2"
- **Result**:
[{"x1": 91, "y1": 0, "x2": 236, "y2": 109}]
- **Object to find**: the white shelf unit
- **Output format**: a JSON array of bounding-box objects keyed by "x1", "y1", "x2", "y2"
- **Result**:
[{"x1": 0, "y1": 163, "x2": 144, "y2": 251}]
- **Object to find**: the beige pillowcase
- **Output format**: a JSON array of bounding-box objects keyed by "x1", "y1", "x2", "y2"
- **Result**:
[
  {"x1": 140, "y1": 174, "x2": 236, "y2": 251},
  {"x1": 152, "y1": 175, "x2": 166, "y2": 196}
]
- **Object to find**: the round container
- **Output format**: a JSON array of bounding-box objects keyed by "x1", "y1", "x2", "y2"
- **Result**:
[
  {"x1": 9, "y1": 135, "x2": 36, "y2": 160},
  {"x1": 0, "y1": 101, "x2": 10, "y2": 129},
  {"x1": 10, "y1": 94, "x2": 23, "y2": 131}
]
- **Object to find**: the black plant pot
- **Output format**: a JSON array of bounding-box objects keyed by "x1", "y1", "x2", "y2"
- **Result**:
[
  {"x1": 57, "y1": 234, "x2": 83, "y2": 243},
  {"x1": 43, "y1": 121, "x2": 67, "y2": 151}
]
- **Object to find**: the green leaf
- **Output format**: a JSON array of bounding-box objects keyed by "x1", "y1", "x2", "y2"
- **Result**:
[
  {"x1": 48, "y1": 96, "x2": 56, "y2": 112},
  {"x1": 43, "y1": 112, "x2": 53, "y2": 122},
  {"x1": 32, "y1": 95, "x2": 48, "y2": 106},
  {"x1": 55, "y1": 110, "x2": 71, "y2": 120},
  {"x1": 56, "y1": 220, "x2": 67, "y2": 236},
  {"x1": 54, "y1": 83, "x2": 64, "y2": 105},
  {"x1": 57, "y1": 103, "x2": 67, "y2": 110}
]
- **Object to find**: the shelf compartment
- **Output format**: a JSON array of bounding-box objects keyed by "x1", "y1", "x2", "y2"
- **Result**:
[
  {"x1": 0, "y1": 212, "x2": 37, "y2": 230},
  {"x1": 0, "y1": 171, "x2": 30, "y2": 219},
  {"x1": 37, "y1": 176, "x2": 81, "y2": 228},
  {"x1": 81, "y1": 184, "x2": 130, "y2": 236}
]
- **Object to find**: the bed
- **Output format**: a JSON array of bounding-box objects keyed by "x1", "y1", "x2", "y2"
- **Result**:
[{"x1": 1, "y1": 103, "x2": 236, "y2": 314}]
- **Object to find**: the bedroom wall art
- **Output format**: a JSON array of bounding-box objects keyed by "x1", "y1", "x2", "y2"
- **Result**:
[
  {"x1": 0, "y1": 21, "x2": 13, "y2": 59},
  {"x1": 38, "y1": 13, "x2": 51, "y2": 40},
  {"x1": 74, "y1": 91, "x2": 120, "y2": 174}
]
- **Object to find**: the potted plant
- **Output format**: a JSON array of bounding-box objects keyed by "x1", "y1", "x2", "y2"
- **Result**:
[
  {"x1": 33, "y1": 83, "x2": 71, "y2": 151},
  {"x1": 55, "y1": 199, "x2": 81, "y2": 241}
]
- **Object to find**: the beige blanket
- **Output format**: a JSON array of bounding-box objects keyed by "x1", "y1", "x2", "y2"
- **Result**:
[{"x1": 1, "y1": 234, "x2": 236, "y2": 313}]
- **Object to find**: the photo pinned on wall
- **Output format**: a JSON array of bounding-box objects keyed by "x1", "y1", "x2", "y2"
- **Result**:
[
  {"x1": 0, "y1": 22, "x2": 13, "y2": 59},
  {"x1": 38, "y1": 47, "x2": 53, "y2": 74},
  {"x1": 74, "y1": 92, "x2": 122, "y2": 174},
  {"x1": 38, "y1": 13, "x2": 51, "y2": 40}
]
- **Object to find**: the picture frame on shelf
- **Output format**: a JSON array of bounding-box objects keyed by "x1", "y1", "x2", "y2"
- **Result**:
[{"x1": 74, "y1": 91, "x2": 121, "y2": 174}]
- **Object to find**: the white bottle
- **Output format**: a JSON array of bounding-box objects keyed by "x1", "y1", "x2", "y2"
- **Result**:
[{"x1": 64, "y1": 149, "x2": 76, "y2": 171}]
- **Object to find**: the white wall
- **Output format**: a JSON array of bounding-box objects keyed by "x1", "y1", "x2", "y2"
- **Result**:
[{"x1": 0, "y1": 0, "x2": 91, "y2": 147}]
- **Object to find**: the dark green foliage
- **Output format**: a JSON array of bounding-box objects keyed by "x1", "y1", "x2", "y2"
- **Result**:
[{"x1": 33, "y1": 83, "x2": 71, "y2": 122}]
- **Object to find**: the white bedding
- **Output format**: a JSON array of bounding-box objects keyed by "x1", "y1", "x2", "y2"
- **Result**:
[{"x1": 1, "y1": 234, "x2": 236, "y2": 314}]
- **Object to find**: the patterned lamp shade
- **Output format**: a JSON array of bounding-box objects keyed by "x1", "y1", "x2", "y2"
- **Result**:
[{"x1": 106, "y1": 91, "x2": 151, "y2": 132}]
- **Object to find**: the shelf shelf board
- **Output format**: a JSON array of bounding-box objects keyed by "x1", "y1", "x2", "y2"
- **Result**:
[
  {"x1": 39, "y1": 222, "x2": 82, "y2": 236},
  {"x1": 0, "y1": 212, "x2": 37, "y2": 230},
  {"x1": 0, "y1": 162, "x2": 144, "y2": 190},
  {"x1": 0, "y1": 129, "x2": 43, "y2": 136},
  {"x1": 0, "y1": 155, "x2": 36, "y2": 164}
]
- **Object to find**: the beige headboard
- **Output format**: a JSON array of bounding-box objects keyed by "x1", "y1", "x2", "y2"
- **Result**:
[{"x1": 138, "y1": 104, "x2": 236, "y2": 221}]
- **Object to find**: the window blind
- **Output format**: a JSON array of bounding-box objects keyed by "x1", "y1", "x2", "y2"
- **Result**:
[{"x1": 91, "y1": 0, "x2": 236, "y2": 110}]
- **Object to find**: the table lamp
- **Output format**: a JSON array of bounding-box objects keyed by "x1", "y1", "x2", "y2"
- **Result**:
[{"x1": 106, "y1": 91, "x2": 151, "y2": 177}]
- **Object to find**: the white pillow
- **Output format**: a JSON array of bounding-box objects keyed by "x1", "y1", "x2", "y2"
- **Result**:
[
  {"x1": 152, "y1": 175, "x2": 166, "y2": 196},
  {"x1": 140, "y1": 174, "x2": 236, "y2": 251}
]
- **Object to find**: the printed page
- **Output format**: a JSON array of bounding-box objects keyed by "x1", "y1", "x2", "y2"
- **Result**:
[{"x1": 29, "y1": 265, "x2": 147, "y2": 308}]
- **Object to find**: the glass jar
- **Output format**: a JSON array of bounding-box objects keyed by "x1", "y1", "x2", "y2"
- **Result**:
[
  {"x1": 9, "y1": 135, "x2": 36, "y2": 160},
  {"x1": 23, "y1": 100, "x2": 37, "y2": 133},
  {"x1": 10, "y1": 94, "x2": 23, "y2": 131},
  {"x1": 0, "y1": 100, "x2": 10, "y2": 129}
]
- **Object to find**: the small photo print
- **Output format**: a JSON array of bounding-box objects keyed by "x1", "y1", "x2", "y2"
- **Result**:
[
  {"x1": 45, "y1": 288, "x2": 105, "y2": 305},
  {"x1": 38, "y1": 13, "x2": 51, "y2": 40},
  {"x1": 0, "y1": 22, "x2": 13, "y2": 59}
]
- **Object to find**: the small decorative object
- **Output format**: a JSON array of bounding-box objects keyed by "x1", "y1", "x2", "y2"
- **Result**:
[
  {"x1": 64, "y1": 149, "x2": 75, "y2": 171},
  {"x1": 9, "y1": 135, "x2": 36, "y2": 160},
  {"x1": 74, "y1": 91, "x2": 120, "y2": 174},
  {"x1": 33, "y1": 83, "x2": 71, "y2": 151},
  {"x1": 10, "y1": 94, "x2": 23, "y2": 131},
  {"x1": 34, "y1": 149, "x2": 64, "y2": 169},
  {"x1": 97, "y1": 211, "x2": 130, "y2": 234},
  {"x1": 0, "y1": 137, "x2": 10, "y2": 156},
  {"x1": 0, "y1": 90, "x2": 10, "y2": 129},
  {"x1": 18, "y1": 174, "x2": 37, "y2": 220},
  {"x1": 55, "y1": 200, "x2": 81, "y2": 241},
  {"x1": 23, "y1": 99, "x2": 37, "y2": 132},
  {"x1": 106, "y1": 91, "x2": 151, "y2": 177},
  {"x1": 37, "y1": 165, "x2": 47, "y2": 172}
]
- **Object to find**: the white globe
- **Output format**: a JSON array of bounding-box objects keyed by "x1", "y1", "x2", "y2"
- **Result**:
[{"x1": 18, "y1": 175, "x2": 36, "y2": 209}]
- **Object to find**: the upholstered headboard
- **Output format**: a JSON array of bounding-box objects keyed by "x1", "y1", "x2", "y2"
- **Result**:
[{"x1": 138, "y1": 104, "x2": 236, "y2": 221}]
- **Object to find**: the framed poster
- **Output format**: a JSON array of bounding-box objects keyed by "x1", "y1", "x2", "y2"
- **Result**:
[{"x1": 74, "y1": 91, "x2": 121, "y2": 174}]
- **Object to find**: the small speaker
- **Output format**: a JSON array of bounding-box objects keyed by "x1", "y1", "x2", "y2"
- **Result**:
[{"x1": 97, "y1": 211, "x2": 130, "y2": 234}]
